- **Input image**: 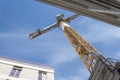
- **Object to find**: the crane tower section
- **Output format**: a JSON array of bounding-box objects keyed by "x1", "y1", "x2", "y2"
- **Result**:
[
  {"x1": 59, "y1": 20, "x2": 102, "y2": 72},
  {"x1": 29, "y1": 14, "x2": 120, "y2": 79},
  {"x1": 59, "y1": 21, "x2": 120, "y2": 80}
]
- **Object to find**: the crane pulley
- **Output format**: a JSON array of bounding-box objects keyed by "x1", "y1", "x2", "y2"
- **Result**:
[{"x1": 29, "y1": 14, "x2": 114, "y2": 73}]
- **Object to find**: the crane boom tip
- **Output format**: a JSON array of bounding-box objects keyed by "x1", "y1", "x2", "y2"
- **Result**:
[{"x1": 29, "y1": 29, "x2": 41, "y2": 39}]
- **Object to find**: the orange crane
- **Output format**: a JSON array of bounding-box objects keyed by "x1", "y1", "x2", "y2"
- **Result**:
[{"x1": 29, "y1": 14, "x2": 120, "y2": 79}]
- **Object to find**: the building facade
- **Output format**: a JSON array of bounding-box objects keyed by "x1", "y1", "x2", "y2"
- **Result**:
[{"x1": 0, "y1": 57, "x2": 54, "y2": 80}]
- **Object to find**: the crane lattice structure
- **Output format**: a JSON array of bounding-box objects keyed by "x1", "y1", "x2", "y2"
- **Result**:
[{"x1": 29, "y1": 14, "x2": 114, "y2": 73}]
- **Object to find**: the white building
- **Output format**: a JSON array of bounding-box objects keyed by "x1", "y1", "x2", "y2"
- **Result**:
[{"x1": 0, "y1": 57, "x2": 54, "y2": 80}]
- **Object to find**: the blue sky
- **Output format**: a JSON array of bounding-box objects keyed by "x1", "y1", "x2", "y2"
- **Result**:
[{"x1": 0, "y1": 0, "x2": 120, "y2": 80}]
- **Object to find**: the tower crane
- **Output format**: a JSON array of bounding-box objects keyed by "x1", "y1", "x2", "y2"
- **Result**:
[{"x1": 29, "y1": 14, "x2": 120, "y2": 80}]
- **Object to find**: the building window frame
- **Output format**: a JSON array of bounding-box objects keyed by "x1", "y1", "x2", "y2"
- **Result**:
[
  {"x1": 38, "y1": 71, "x2": 47, "y2": 80},
  {"x1": 9, "y1": 66, "x2": 22, "y2": 78}
]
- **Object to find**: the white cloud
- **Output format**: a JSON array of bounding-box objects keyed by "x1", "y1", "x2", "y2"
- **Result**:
[
  {"x1": 56, "y1": 67, "x2": 90, "y2": 80},
  {"x1": 113, "y1": 51, "x2": 120, "y2": 59},
  {"x1": 50, "y1": 46, "x2": 78, "y2": 65},
  {"x1": 84, "y1": 27, "x2": 120, "y2": 43},
  {"x1": 0, "y1": 32, "x2": 27, "y2": 39},
  {"x1": 73, "y1": 16, "x2": 120, "y2": 44}
]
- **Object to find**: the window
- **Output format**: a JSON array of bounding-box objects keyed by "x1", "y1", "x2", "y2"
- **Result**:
[
  {"x1": 38, "y1": 71, "x2": 47, "y2": 80},
  {"x1": 9, "y1": 66, "x2": 22, "y2": 78}
]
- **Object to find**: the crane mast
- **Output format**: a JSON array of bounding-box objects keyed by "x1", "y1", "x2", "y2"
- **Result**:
[
  {"x1": 59, "y1": 21, "x2": 104, "y2": 72},
  {"x1": 29, "y1": 14, "x2": 113, "y2": 73},
  {"x1": 29, "y1": 14, "x2": 120, "y2": 80}
]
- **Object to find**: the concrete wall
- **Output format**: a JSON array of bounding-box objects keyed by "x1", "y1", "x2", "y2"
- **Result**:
[{"x1": 89, "y1": 60, "x2": 120, "y2": 80}]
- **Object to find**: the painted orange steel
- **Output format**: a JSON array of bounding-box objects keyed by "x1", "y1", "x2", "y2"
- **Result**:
[{"x1": 61, "y1": 21, "x2": 106, "y2": 73}]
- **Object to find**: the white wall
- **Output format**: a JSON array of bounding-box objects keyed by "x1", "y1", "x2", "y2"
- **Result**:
[
  {"x1": 47, "y1": 72, "x2": 54, "y2": 80},
  {"x1": 0, "y1": 63, "x2": 12, "y2": 76},
  {"x1": 20, "y1": 68, "x2": 38, "y2": 80}
]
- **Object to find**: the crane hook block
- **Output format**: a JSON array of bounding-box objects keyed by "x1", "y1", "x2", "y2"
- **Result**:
[{"x1": 29, "y1": 29, "x2": 41, "y2": 39}]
